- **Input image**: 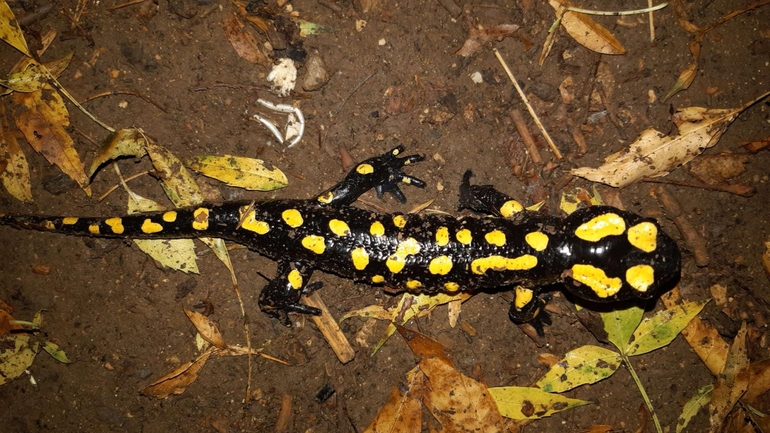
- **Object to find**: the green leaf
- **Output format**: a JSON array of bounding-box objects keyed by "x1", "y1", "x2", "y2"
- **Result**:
[
  {"x1": 676, "y1": 384, "x2": 712, "y2": 433},
  {"x1": 601, "y1": 306, "x2": 644, "y2": 353},
  {"x1": 186, "y1": 155, "x2": 288, "y2": 191},
  {"x1": 627, "y1": 300, "x2": 708, "y2": 356},
  {"x1": 536, "y1": 345, "x2": 621, "y2": 393},
  {"x1": 488, "y1": 386, "x2": 592, "y2": 420},
  {"x1": 42, "y1": 340, "x2": 73, "y2": 364}
]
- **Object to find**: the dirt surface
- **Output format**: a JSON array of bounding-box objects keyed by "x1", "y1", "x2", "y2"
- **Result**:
[{"x1": 0, "y1": 0, "x2": 769, "y2": 431}]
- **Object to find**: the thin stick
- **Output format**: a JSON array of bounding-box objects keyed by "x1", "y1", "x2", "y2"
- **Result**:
[
  {"x1": 509, "y1": 109, "x2": 542, "y2": 165},
  {"x1": 80, "y1": 90, "x2": 167, "y2": 113},
  {"x1": 97, "y1": 170, "x2": 150, "y2": 201},
  {"x1": 567, "y1": 3, "x2": 667, "y2": 15},
  {"x1": 648, "y1": 0, "x2": 656, "y2": 42},
  {"x1": 494, "y1": 49, "x2": 562, "y2": 159},
  {"x1": 107, "y1": 0, "x2": 147, "y2": 10}
]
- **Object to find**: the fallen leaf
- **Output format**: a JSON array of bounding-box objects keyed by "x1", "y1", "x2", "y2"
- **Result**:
[
  {"x1": 687, "y1": 153, "x2": 749, "y2": 184},
  {"x1": 456, "y1": 24, "x2": 519, "y2": 57},
  {"x1": 709, "y1": 323, "x2": 749, "y2": 430},
  {"x1": 184, "y1": 309, "x2": 226, "y2": 349},
  {"x1": 141, "y1": 348, "x2": 213, "y2": 398},
  {"x1": 662, "y1": 62, "x2": 698, "y2": 102},
  {"x1": 740, "y1": 135, "x2": 770, "y2": 153},
  {"x1": 536, "y1": 345, "x2": 621, "y2": 393},
  {"x1": 42, "y1": 340, "x2": 72, "y2": 363},
  {"x1": 0, "y1": 1, "x2": 31, "y2": 57},
  {"x1": 0, "y1": 101, "x2": 32, "y2": 202},
  {"x1": 222, "y1": 13, "x2": 270, "y2": 67},
  {"x1": 548, "y1": 0, "x2": 625, "y2": 55},
  {"x1": 186, "y1": 155, "x2": 288, "y2": 191},
  {"x1": 677, "y1": 385, "x2": 712, "y2": 433},
  {"x1": 0, "y1": 332, "x2": 39, "y2": 385},
  {"x1": 572, "y1": 94, "x2": 769, "y2": 187},
  {"x1": 364, "y1": 367, "x2": 423, "y2": 433},
  {"x1": 488, "y1": 386, "x2": 592, "y2": 420},
  {"x1": 763, "y1": 241, "x2": 770, "y2": 281}
]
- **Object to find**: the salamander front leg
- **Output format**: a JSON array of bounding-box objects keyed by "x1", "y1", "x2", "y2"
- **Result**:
[
  {"x1": 314, "y1": 145, "x2": 426, "y2": 208},
  {"x1": 458, "y1": 170, "x2": 524, "y2": 219},
  {"x1": 258, "y1": 261, "x2": 321, "y2": 324},
  {"x1": 508, "y1": 286, "x2": 552, "y2": 336}
]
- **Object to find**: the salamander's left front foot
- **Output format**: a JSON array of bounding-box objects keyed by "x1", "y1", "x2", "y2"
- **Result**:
[
  {"x1": 508, "y1": 290, "x2": 552, "y2": 336},
  {"x1": 316, "y1": 145, "x2": 426, "y2": 207}
]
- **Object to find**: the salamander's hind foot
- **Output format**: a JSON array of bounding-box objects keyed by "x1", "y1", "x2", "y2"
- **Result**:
[
  {"x1": 508, "y1": 291, "x2": 553, "y2": 337},
  {"x1": 316, "y1": 145, "x2": 426, "y2": 207}
]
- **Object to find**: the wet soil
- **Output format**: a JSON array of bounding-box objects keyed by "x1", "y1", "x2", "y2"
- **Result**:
[{"x1": 0, "y1": 0, "x2": 769, "y2": 431}]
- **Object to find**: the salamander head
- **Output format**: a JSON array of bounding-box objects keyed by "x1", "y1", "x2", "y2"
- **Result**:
[{"x1": 558, "y1": 206, "x2": 681, "y2": 302}]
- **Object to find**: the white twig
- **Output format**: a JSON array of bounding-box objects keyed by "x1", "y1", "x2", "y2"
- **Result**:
[
  {"x1": 253, "y1": 99, "x2": 305, "y2": 147},
  {"x1": 287, "y1": 107, "x2": 305, "y2": 148},
  {"x1": 567, "y1": 2, "x2": 667, "y2": 15},
  {"x1": 252, "y1": 113, "x2": 285, "y2": 143}
]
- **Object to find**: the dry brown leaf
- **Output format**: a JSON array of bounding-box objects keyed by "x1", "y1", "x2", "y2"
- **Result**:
[
  {"x1": 763, "y1": 240, "x2": 770, "y2": 281},
  {"x1": 662, "y1": 287, "x2": 729, "y2": 376},
  {"x1": 662, "y1": 62, "x2": 698, "y2": 102},
  {"x1": 222, "y1": 13, "x2": 270, "y2": 67},
  {"x1": 741, "y1": 135, "x2": 770, "y2": 153},
  {"x1": 184, "y1": 309, "x2": 226, "y2": 350},
  {"x1": 397, "y1": 325, "x2": 453, "y2": 365},
  {"x1": 456, "y1": 24, "x2": 519, "y2": 57},
  {"x1": 141, "y1": 348, "x2": 213, "y2": 398},
  {"x1": 421, "y1": 357, "x2": 506, "y2": 432},
  {"x1": 744, "y1": 360, "x2": 770, "y2": 403},
  {"x1": 687, "y1": 153, "x2": 748, "y2": 185},
  {"x1": 548, "y1": 0, "x2": 626, "y2": 55},
  {"x1": 364, "y1": 366, "x2": 423, "y2": 433},
  {"x1": 709, "y1": 322, "x2": 749, "y2": 430},
  {"x1": 12, "y1": 88, "x2": 90, "y2": 194},
  {"x1": 571, "y1": 95, "x2": 769, "y2": 188}
]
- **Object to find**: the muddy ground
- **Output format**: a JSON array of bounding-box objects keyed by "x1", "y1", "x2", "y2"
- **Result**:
[{"x1": 0, "y1": 0, "x2": 769, "y2": 431}]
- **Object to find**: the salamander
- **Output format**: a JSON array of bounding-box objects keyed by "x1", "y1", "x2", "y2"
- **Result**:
[{"x1": 0, "y1": 146, "x2": 681, "y2": 329}]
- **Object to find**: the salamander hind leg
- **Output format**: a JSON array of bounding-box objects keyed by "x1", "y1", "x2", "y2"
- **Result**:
[
  {"x1": 458, "y1": 170, "x2": 524, "y2": 218},
  {"x1": 258, "y1": 261, "x2": 321, "y2": 324},
  {"x1": 314, "y1": 145, "x2": 426, "y2": 208},
  {"x1": 508, "y1": 286, "x2": 552, "y2": 336}
]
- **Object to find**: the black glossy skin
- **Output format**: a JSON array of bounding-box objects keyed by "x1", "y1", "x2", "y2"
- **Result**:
[{"x1": 0, "y1": 146, "x2": 681, "y2": 328}]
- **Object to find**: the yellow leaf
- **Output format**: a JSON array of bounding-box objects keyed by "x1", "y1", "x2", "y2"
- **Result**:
[
  {"x1": 626, "y1": 299, "x2": 708, "y2": 356},
  {"x1": 186, "y1": 155, "x2": 288, "y2": 191},
  {"x1": 0, "y1": 333, "x2": 39, "y2": 385},
  {"x1": 0, "y1": 62, "x2": 48, "y2": 92},
  {"x1": 12, "y1": 89, "x2": 90, "y2": 194},
  {"x1": 0, "y1": 1, "x2": 31, "y2": 57},
  {"x1": 488, "y1": 386, "x2": 592, "y2": 420},
  {"x1": 0, "y1": 102, "x2": 32, "y2": 202},
  {"x1": 709, "y1": 323, "x2": 749, "y2": 429},
  {"x1": 364, "y1": 366, "x2": 423, "y2": 433},
  {"x1": 42, "y1": 340, "x2": 72, "y2": 363},
  {"x1": 549, "y1": 0, "x2": 626, "y2": 55},
  {"x1": 536, "y1": 345, "x2": 621, "y2": 393},
  {"x1": 677, "y1": 385, "x2": 712, "y2": 433},
  {"x1": 601, "y1": 305, "x2": 644, "y2": 353},
  {"x1": 88, "y1": 128, "x2": 149, "y2": 177}
]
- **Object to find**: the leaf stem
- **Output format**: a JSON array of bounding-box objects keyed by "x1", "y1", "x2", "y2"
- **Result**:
[{"x1": 622, "y1": 352, "x2": 663, "y2": 433}]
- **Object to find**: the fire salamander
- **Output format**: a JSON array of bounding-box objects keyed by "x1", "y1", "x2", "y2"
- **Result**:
[{"x1": 0, "y1": 146, "x2": 680, "y2": 330}]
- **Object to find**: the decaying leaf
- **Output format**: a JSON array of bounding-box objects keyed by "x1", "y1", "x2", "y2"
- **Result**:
[
  {"x1": 222, "y1": 13, "x2": 270, "y2": 67},
  {"x1": 184, "y1": 309, "x2": 226, "y2": 350},
  {"x1": 548, "y1": 0, "x2": 626, "y2": 55},
  {"x1": 364, "y1": 367, "x2": 423, "y2": 433},
  {"x1": 186, "y1": 155, "x2": 288, "y2": 191},
  {"x1": 12, "y1": 86, "x2": 90, "y2": 194},
  {"x1": 141, "y1": 349, "x2": 213, "y2": 398},
  {"x1": 677, "y1": 385, "x2": 713, "y2": 433},
  {"x1": 488, "y1": 386, "x2": 592, "y2": 420},
  {"x1": 0, "y1": 332, "x2": 39, "y2": 385},
  {"x1": 536, "y1": 345, "x2": 621, "y2": 393},
  {"x1": 572, "y1": 94, "x2": 769, "y2": 187},
  {"x1": 0, "y1": 1, "x2": 31, "y2": 57},
  {"x1": 687, "y1": 153, "x2": 749, "y2": 185},
  {"x1": 456, "y1": 24, "x2": 519, "y2": 57},
  {"x1": 0, "y1": 102, "x2": 32, "y2": 202},
  {"x1": 709, "y1": 323, "x2": 749, "y2": 430}
]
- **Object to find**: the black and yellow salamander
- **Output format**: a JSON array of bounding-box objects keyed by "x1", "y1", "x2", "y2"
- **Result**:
[{"x1": 0, "y1": 146, "x2": 680, "y2": 328}]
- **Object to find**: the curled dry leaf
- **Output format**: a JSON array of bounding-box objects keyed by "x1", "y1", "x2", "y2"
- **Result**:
[
  {"x1": 571, "y1": 99, "x2": 762, "y2": 188},
  {"x1": 184, "y1": 309, "x2": 226, "y2": 349},
  {"x1": 141, "y1": 349, "x2": 213, "y2": 398},
  {"x1": 548, "y1": 0, "x2": 626, "y2": 55},
  {"x1": 456, "y1": 24, "x2": 519, "y2": 57},
  {"x1": 222, "y1": 13, "x2": 270, "y2": 67}
]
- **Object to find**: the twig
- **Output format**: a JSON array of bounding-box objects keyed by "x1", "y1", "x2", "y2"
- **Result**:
[
  {"x1": 80, "y1": 90, "x2": 167, "y2": 113},
  {"x1": 567, "y1": 3, "x2": 667, "y2": 15},
  {"x1": 494, "y1": 49, "x2": 562, "y2": 159},
  {"x1": 509, "y1": 109, "x2": 542, "y2": 165},
  {"x1": 97, "y1": 170, "x2": 150, "y2": 202},
  {"x1": 648, "y1": 0, "x2": 656, "y2": 42},
  {"x1": 651, "y1": 185, "x2": 709, "y2": 267},
  {"x1": 107, "y1": 0, "x2": 147, "y2": 10},
  {"x1": 641, "y1": 177, "x2": 755, "y2": 197}
]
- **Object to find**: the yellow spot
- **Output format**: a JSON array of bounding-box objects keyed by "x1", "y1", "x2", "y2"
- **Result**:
[
  {"x1": 288, "y1": 269, "x2": 303, "y2": 290},
  {"x1": 162, "y1": 211, "x2": 177, "y2": 222},
  {"x1": 525, "y1": 232, "x2": 549, "y2": 252},
  {"x1": 372, "y1": 275, "x2": 386, "y2": 283},
  {"x1": 317, "y1": 191, "x2": 334, "y2": 204},
  {"x1": 435, "y1": 227, "x2": 450, "y2": 247},
  {"x1": 485, "y1": 230, "x2": 506, "y2": 247},
  {"x1": 392, "y1": 148, "x2": 400, "y2": 155},
  {"x1": 385, "y1": 237, "x2": 421, "y2": 273},
  {"x1": 627, "y1": 222, "x2": 658, "y2": 253},
  {"x1": 575, "y1": 213, "x2": 626, "y2": 242},
  {"x1": 193, "y1": 208, "x2": 210, "y2": 231},
  {"x1": 301, "y1": 235, "x2": 326, "y2": 254},
  {"x1": 141, "y1": 219, "x2": 163, "y2": 234},
  {"x1": 356, "y1": 163, "x2": 374, "y2": 175},
  {"x1": 329, "y1": 219, "x2": 350, "y2": 237},
  {"x1": 239, "y1": 208, "x2": 270, "y2": 235},
  {"x1": 62, "y1": 217, "x2": 78, "y2": 225},
  {"x1": 471, "y1": 255, "x2": 537, "y2": 275},
  {"x1": 105, "y1": 217, "x2": 125, "y2": 234},
  {"x1": 500, "y1": 200, "x2": 523, "y2": 218},
  {"x1": 89, "y1": 224, "x2": 100, "y2": 235},
  {"x1": 351, "y1": 247, "x2": 370, "y2": 270},
  {"x1": 393, "y1": 215, "x2": 407, "y2": 229},
  {"x1": 44, "y1": 220, "x2": 55, "y2": 230},
  {"x1": 571, "y1": 264, "x2": 622, "y2": 298},
  {"x1": 282, "y1": 209, "x2": 304, "y2": 228},
  {"x1": 406, "y1": 280, "x2": 422, "y2": 290},
  {"x1": 444, "y1": 282, "x2": 460, "y2": 292},
  {"x1": 456, "y1": 229, "x2": 472, "y2": 245},
  {"x1": 401, "y1": 177, "x2": 411, "y2": 184},
  {"x1": 370, "y1": 221, "x2": 385, "y2": 237},
  {"x1": 428, "y1": 255, "x2": 453, "y2": 275},
  {"x1": 514, "y1": 286, "x2": 534, "y2": 310},
  {"x1": 626, "y1": 264, "x2": 655, "y2": 293}
]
